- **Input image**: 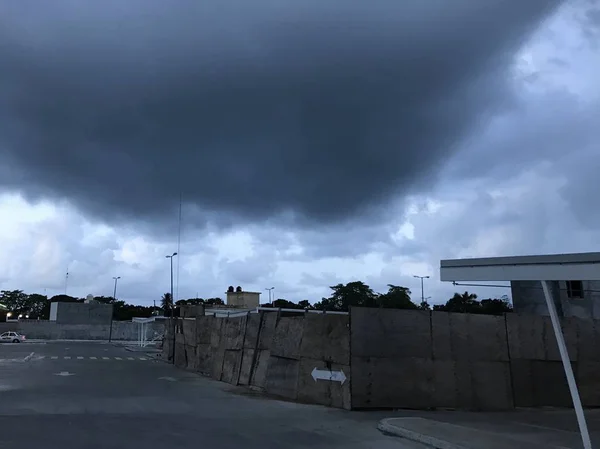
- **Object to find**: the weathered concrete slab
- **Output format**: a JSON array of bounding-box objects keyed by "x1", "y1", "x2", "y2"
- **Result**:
[
  {"x1": 431, "y1": 360, "x2": 479, "y2": 410},
  {"x1": 577, "y1": 361, "x2": 600, "y2": 407},
  {"x1": 222, "y1": 316, "x2": 247, "y2": 350},
  {"x1": 196, "y1": 343, "x2": 212, "y2": 375},
  {"x1": 469, "y1": 361, "x2": 513, "y2": 410},
  {"x1": 184, "y1": 344, "x2": 197, "y2": 371},
  {"x1": 351, "y1": 356, "x2": 433, "y2": 409},
  {"x1": 209, "y1": 317, "x2": 224, "y2": 349},
  {"x1": 182, "y1": 319, "x2": 196, "y2": 343},
  {"x1": 221, "y1": 350, "x2": 242, "y2": 385},
  {"x1": 174, "y1": 342, "x2": 186, "y2": 368},
  {"x1": 510, "y1": 359, "x2": 573, "y2": 407},
  {"x1": 264, "y1": 355, "x2": 300, "y2": 400},
  {"x1": 195, "y1": 316, "x2": 213, "y2": 345},
  {"x1": 249, "y1": 349, "x2": 270, "y2": 388},
  {"x1": 576, "y1": 319, "x2": 600, "y2": 361},
  {"x1": 238, "y1": 348, "x2": 255, "y2": 385},
  {"x1": 351, "y1": 308, "x2": 431, "y2": 358},
  {"x1": 506, "y1": 314, "x2": 577, "y2": 362},
  {"x1": 270, "y1": 316, "x2": 304, "y2": 360},
  {"x1": 300, "y1": 314, "x2": 349, "y2": 365},
  {"x1": 432, "y1": 313, "x2": 508, "y2": 362},
  {"x1": 257, "y1": 312, "x2": 277, "y2": 350},
  {"x1": 243, "y1": 314, "x2": 261, "y2": 349},
  {"x1": 297, "y1": 358, "x2": 350, "y2": 409}
]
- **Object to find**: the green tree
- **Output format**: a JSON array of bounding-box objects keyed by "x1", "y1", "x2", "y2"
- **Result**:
[
  {"x1": 297, "y1": 300, "x2": 313, "y2": 309},
  {"x1": 433, "y1": 291, "x2": 480, "y2": 313},
  {"x1": 378, "y1": 284, "x2": 418, "y2": 309},
  {"x1": 314, "y1": 281, "x2": 379, "y2": 312},
  {"x1": 479, "y1": 297, "x2": 513, "y2": 315}
]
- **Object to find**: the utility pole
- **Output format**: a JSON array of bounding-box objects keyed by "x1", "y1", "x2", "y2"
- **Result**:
[
  {"x1": 166, "y1": 253, "x2": 178, "y2": 315},
  {"x1": 265, "y1": 287, "x2": 274, "y2": 304},
  {"x1": 413, "y1": 275, "x2": 430, "y2": 307}
]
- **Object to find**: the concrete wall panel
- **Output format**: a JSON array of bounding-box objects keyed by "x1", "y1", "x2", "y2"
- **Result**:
[
  {"x1": 196, "y1": 316, "x2": 213, "y2": 345},
  {"x1": 221, "y1": 350, "x2": 242, "y2": 385},
  {"x1": 577, "y1": 361, "x2": 600, "y2": 407},
  {"x1": 270, "y1": 316, "x2": 304, "y2": 360},
  {"x1": 250, "y1": 349, "x2": 270, "y2": 389},
  {"x1": 182, "y1": 319, "x2": 196, "y2": 344},
  {"x1": 258, "y1": 312, "x2": 277, "y2": 350},
  {"x1": 223, "y1": 316, "x2": 247, "y2": 350},
  {"x1": 196, "y1": 343, "x2": 212, "y2": 375},
  {"x1": 351, "y1": 356, "x2": 433, "y2": 409},
  {"x1": 351, "y1": 308, "x2": 431, "y2": 359},
  {"x1": 300, "y1": 314, "x2": 349, "y2": 365},
  {"x1": 297, "y1": 358, "x2": 351, "y2": 409},
  {"x1": 433, "y1": 313, "x2": 508, "y2": 362},
  {"x1": 238, "y1": 348, "x2": 255, "y2": 386},
  {"x1": 510, "y1": 359, "x2": 573, "y2": 407},
  {"x1": 264, "y1": 356, "x2": 300, "y2": 400},
  {"x1": 243, "y1": 314, "x2": 261, "y2": 349},
  {"x1": 470, "y1": 361, "x2": 513, "y2": 410}
]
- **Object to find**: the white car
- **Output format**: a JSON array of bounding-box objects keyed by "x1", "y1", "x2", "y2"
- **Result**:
[{"x1": 0, "y1": 332, "x2": 26, "y2": 343}]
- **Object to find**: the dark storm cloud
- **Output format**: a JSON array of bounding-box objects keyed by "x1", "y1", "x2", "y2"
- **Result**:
[{"x1": 0, "y1": 0, "x2": 561, "y2": 230}]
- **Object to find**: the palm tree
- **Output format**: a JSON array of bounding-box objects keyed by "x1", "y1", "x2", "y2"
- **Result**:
[{"x1": 161, "y1": 293, "x2": 173, "y2": 315}]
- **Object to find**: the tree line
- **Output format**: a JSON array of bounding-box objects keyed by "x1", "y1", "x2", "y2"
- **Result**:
[{"x1": 0, "y1": 281, "x2": 512, "y2": 321}]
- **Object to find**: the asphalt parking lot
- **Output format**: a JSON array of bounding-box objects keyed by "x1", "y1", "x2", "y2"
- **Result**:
[{"x1": 0, "y1": 342, "x2": 422, "y2": 449}]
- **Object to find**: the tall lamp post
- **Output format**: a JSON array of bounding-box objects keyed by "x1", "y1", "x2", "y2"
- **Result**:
[
  {"x1": 413, "y1": 275, "x2": 430, "y2": 307},
  {"x1": 166, "y1": 253, "x2": 178, "y2": 315},
  {"x1": 265, "y1": 287, "x2": 274, "y2": 304},
  {"x1": 108, "y1": 276, "x2": 120, "y2": 343}
]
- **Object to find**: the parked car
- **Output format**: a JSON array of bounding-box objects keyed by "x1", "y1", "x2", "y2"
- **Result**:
[{"x1": 0, "y1": 331, "x2": 26, "y2": 343}]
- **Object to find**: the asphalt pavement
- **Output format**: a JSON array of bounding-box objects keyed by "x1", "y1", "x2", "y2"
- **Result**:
[{"x1": 0, "y1": 342, "x2": 422, "y2": 449}]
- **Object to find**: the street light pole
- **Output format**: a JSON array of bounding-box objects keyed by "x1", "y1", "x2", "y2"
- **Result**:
[
  {"x1": 166, "y1": 253, "x2": 178, "y2": 315},
  {"x1": 112, "y1": 276, "x2": 121, "y2": 300},
  {"x1": 109, "y1": 276, "x2": 120, "y2": 343},
  {"x1": 413, "y1": 275, "x2": 430, "y2": 307},
  {"x1": 265, "y1": 287, "x2": 274, "y2": 304}
]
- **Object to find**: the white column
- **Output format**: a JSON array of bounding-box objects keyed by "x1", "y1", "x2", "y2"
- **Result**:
[{"x1": 541, "y1": 280, "x2": 591, "y2": 449}]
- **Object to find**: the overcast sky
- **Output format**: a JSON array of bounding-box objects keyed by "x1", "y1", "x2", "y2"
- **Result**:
[{"x1": 1, "y1": 0, "x2": 599, "y2": 307}]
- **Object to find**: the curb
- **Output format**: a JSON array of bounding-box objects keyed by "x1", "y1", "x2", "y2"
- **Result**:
[{"x1": 377, "y1": 419, "x2": 465, "y2": 449}]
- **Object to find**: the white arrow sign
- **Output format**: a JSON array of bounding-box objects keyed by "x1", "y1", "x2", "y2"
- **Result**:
[
  {"x1": 311, "y1": 367, "x2": 347, "y2": 385},
  {"x1": 54, "y1": 371, "x2": 75, "y2": 377}
]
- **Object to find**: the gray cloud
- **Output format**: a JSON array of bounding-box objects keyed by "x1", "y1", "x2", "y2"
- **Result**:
[{"x1": 0, "y1": 0, "x2": 562, "y2": 232}]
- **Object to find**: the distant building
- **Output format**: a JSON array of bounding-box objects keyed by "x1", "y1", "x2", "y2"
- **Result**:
[
  {"x1": 49, "y1": 301, "x2": 113, "y2": 325},
  {"x1": 511, "y1": 279, "x2": 600, "y2": 319},
  {"x1": 225, "y1": 286, "x2": 261, "y2": 309}
]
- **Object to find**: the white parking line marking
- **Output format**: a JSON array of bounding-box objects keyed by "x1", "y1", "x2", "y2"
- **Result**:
[
  {"x1": 139, "y1": 357, "x2": 147, "y2": 360},
  {"x1": 102, "y1": 357, "x2": 109, "y2": 360},
  {"x1": 64, "y1": 356, "x2": 71, "y2": 359},
  {"x1": 114, "y1": 357, "x2": 122, "y2": 360},
  {"x1": 51, "y1": 356, "x2": 58, "y2": 359},
  {"x1": 77, "y1": 356, "x2": 84, "y2": 360},
  {"x1": 89, "y1": 357, "x2": 97, "y2": 360},
  {"x1": 127, "y1": 357, "x2": 135, "y2": 360}
]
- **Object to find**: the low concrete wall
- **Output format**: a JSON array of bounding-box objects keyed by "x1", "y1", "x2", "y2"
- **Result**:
[
  {"x1": 0, "y1": 320, "x2": 165, "y2": 341},
  {"x1": 164, "y1": 308, "x2": 600, "y2": 411},
  {"x1": 166, "y1": 311, "x2": 351, "y2": 409},
  {"x1": 350, "y1": 308, "x2": 597, "y2": 411}
]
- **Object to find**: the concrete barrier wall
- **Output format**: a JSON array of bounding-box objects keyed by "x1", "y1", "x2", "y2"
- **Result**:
[
  {"x1": 166, "y1": 312, "x2": 351, "y2": 409},
  {"x1": 0, "y1": 320, "x2": 165, "y2": 341},
  {"x1": 163, "y1": 308, "x2": 600, "y2": 411},
  {"x1": 350, "y1": 308, "x2": 596, "y2": 411}
]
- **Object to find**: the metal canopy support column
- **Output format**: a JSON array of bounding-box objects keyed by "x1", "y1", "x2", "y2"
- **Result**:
[{"x1": 541, "y1": 280, "x2": 591, "y2": 449}]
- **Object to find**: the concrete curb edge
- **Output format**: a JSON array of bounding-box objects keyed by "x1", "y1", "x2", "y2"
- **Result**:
[{"x1": 377, "y1": 418, "x2": 466, "y2": 449}]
